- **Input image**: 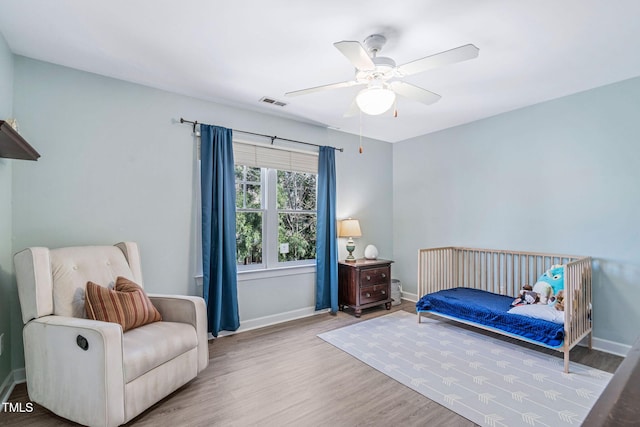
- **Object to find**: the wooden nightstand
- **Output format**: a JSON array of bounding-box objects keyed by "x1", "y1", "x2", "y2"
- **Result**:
[{"x1": 338, "y1": 259, "x2": 393, "y2": 317}]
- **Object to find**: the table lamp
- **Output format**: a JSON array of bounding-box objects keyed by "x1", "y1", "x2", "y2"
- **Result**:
[{"x1": 338, "y1": 218, "x2": 362, "y2": 262}]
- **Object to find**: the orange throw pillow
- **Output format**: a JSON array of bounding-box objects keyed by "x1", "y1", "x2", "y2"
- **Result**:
[{"x1": 85, "y1": 276, "x2": 162, "y2": 331}]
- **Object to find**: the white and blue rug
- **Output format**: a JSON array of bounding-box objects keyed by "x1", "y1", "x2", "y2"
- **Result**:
[{"x1": 318, "y1": 311, "x2": 612, "y2": 427}]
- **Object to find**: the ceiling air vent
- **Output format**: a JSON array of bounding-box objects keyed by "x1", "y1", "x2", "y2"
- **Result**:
[{"x1": 259, "y1": 97, "x2": 287, "y2": 107}]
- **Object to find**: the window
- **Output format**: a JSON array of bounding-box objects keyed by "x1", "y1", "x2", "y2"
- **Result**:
[
  {"x1": 235, "y1": 165, "x2": 264, "y2": 266},
  {"x1": 277, "y1": 170, "x2": 317, "y2": 263},
  {"x1": 234, "y1": 141, "x2": 318, "y2": 271}
]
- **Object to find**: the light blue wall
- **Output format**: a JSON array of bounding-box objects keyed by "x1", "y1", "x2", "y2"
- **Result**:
[
  {"x1": 0, "y1": 30, "x2": 14, "y2": 387},
  {"x1": 332, "y1": 129, "x2": 394, "y2": 260},
  {"x1": 13, "y1": 44, "x2": 638, "y2": 369},
  {"x1": 393, "y1": 76, "x2": 640, "y2": 347},
  {"x1": 10, "y1": 57, "x2": 393, "y2": 357}
]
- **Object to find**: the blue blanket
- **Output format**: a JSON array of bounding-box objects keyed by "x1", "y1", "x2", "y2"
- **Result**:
[{"x1": 416, "y1": 288, "x2": 564, "y2": 347}]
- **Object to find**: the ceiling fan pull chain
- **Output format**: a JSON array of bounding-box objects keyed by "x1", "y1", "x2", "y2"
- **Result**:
[{"x1": 359, "y1": 109, "x2": 363, "y2": 154}]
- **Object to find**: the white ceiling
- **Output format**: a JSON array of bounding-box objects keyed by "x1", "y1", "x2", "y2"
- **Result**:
[{"x1": 1, "y1": 0, "x2": 640, "y2": 143}]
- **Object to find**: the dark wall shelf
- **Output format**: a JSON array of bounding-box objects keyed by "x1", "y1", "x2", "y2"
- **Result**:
[{"x1": 0, "y1": 120, "x2": 40, "y2": 161}]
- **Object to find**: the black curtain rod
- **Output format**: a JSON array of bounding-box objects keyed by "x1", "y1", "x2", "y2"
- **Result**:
[{"x1": 180, "y1": 118, "x2": 343, "y2": 152}]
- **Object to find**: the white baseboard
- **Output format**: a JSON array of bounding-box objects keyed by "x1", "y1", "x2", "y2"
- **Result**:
[
  {"x1": 213, "y1": 306, "x2": 330, "y2": 339},
  {"x1": 1, "y1": 368, "x2": 26, "y2": 405},
  {"x1": 14, "y1": 368, "x2": 25, "y2": 384},
  {"x1": 401, "y1": 291, "x2": 418, "y2": 302},
  {"x1": 592, "y1": 337, "x2": 631, "y2": 357},
  {"x1": 0, "y1": 371, "x2": 13, "y2": 405}
]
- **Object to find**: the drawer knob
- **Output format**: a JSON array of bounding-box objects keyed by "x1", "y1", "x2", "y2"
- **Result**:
[
  {"x1": 366, "y1": 276, "x2": 371, "y2": 281},
  {"x1": 381, "y1": 290, "x2": 386, "y2": 295},
  {"x1": 365, "y1": 293, "x2": 371, "y2": 298},
  {"x1": 382, "y1": 273, "x2": 386, "y2": 278}
]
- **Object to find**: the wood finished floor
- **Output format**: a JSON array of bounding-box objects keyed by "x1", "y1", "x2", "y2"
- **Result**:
[{"x1": 2, "y1": 301, "x2": 623, "y2": 427}]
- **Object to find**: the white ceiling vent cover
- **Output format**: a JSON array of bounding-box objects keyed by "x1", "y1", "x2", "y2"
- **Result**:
[{"x1": 260, "y1": 96, "x2": 287, "y2": 107}]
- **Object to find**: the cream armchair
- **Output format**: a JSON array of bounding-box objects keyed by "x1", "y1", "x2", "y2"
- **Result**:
[{"x1": 14, "y1": 242, "x2": 208, "y2": 427}]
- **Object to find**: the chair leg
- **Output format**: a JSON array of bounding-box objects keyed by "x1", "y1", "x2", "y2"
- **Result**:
[{"x1": 564, "y1": 350, "x2": 570, "y2": 373}]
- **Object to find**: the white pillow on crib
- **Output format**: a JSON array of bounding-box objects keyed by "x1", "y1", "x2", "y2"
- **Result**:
[{"x1": 508, "y1": 304, "x2": 565, "y2": 324}]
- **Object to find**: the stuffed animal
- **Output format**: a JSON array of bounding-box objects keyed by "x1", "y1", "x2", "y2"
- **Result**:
[
  {"x1": 532, "y1": 281, "x2": 552, "y2": 304},
  {"x1": 511, "y1": 284, "x2": 540, "y2": 306},
  {"x1": 533, "y1": 265, "x2": 565, "y2": 303},
  {"x1": 549, "y1": 290, "x2": 565, "y2": 311}
]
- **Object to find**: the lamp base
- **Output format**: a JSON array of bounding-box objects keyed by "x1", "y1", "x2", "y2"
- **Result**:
[{"x1": 345, "y1": 240, "x2": 356, "y2": 262}]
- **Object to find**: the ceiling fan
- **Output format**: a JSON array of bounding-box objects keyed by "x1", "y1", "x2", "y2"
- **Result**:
[{"x1": 285, "y1": 34, "x2": 479, "y2": 116}]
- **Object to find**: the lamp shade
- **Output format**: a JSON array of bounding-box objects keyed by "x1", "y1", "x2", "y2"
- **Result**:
[
  {"x1": 338, "y1": 218, "x2": 362, "y2": 238},
  {"x1": 356, "y1": 87, "x2": 396, "y2": 115}
]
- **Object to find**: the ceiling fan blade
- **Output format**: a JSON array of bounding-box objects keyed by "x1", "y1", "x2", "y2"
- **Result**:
[
  {"x1": 285, "y1": 80, "x2": 361, "y2": 97},
  {"x1": 390, "y1": 81, "x2": 441, "y2": 105},
  {"x1": 333, "y1": 41, "x2": 375, "y2": 71},
  {"x1": 343, "y1": 98, "x2": 360, "y2": 117},
  {"x1": 396, "y1": 44, "x2": 479, "y2": 76}
]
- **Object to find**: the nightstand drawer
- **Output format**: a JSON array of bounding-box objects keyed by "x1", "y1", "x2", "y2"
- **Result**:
[
  {"x1": 360, "y1": 284, "x2": 388, "y2": 304},
  {"x1": 359, "y1": 267, "x2": 390, "y2": 286}
]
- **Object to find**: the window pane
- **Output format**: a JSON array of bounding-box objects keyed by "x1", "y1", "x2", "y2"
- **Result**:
[
  {"x1": 278, "y1": 213, "x2": 316, "y2": 262},
  {"x1": 245, "y1": 184, "x2": 261, "y2": 209},
  {"x1": 235, "y1": 165, "x2": 262, "y2": 209},
  {"x1": 236, "y1": 212, "x2": 263, "y2": 265},
  {"x1": 277, "y1": 171, "x2": 316, "y2": 210},
  {"x1": 246, "y1": 166, "x2": 261, "y2": 182},
  {"x1": 234, "y1": 165, "x2": 244, "y2": 181},
  {"x1": 235, "y1": 182, "x2": 244, "y2": 209},
  {"x1": 235, "y1": 165, "x2": 261, "y2": 183}
]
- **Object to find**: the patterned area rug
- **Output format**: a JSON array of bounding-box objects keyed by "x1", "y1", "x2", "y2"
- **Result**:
[{"x1": 318, "y1": 311, "x2": 612, "y2": 427}]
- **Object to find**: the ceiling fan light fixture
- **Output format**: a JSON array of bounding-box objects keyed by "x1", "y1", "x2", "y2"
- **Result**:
[{"x1": 356, "y1": 86, "x2": 396, "y2": 115}]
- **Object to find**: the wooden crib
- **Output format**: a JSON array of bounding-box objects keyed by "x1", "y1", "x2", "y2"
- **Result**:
[{"x1": 417, "y1": 247, "x2": 593, "y2": 373}]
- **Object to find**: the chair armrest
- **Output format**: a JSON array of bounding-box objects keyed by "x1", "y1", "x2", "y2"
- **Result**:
[
  {"x1": 148, "y1": 294, "x2": 209, "y2": 372},
  {"x1": 23, "y1": 316, "x2": 125, "y2": 427}
]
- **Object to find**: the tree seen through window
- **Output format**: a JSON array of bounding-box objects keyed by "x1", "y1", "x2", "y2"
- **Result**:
[{"x1": 235, "y1": 165, "x2": 317, "y2": 267}]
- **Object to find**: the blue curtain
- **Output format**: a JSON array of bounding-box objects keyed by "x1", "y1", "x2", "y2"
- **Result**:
[
  {"x1": 316, "y1": 146, "x2": 338, "y2": 312},
  {"x1": 200, "y1": 124, "x2": 240, "y2": 336}
]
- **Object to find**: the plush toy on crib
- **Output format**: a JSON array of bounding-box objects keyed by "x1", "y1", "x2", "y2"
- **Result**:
[
  {"x1": 533, "y1": 264, "x2": 565, "y2": 305},
  {"x1": 550, "y1": 290, "x2": 565, "y2": 311},
  {"x1": 511, "y1": 284, "x2": 540, "y2": 306}
]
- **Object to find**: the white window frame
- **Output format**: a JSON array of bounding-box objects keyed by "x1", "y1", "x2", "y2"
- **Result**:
[
  {"x1": 234, "y1": 140, "x2": 318, "y2": 274},
  {"x1": 235, "y1": 166, "x2": 267, "y2": 271},
  {"x1": 237, "y1": 167, "x2": 318, "y2": 272}
]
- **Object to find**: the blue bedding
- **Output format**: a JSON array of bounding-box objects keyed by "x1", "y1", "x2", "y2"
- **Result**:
[{"x1": 416, "y1": 287, "x2": 564, "y2": 347}]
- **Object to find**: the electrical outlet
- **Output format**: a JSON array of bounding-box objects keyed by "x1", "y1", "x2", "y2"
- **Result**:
[{"x1": 0, "y1": 333, "x2": 4, "y2": 357}]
